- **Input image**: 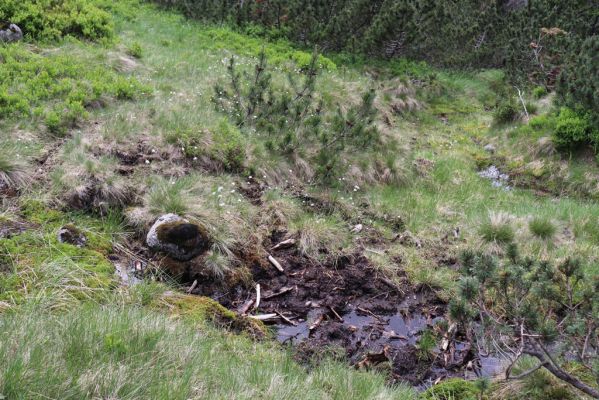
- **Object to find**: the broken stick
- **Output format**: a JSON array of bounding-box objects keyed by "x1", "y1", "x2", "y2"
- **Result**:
[
  {"x1": 329, "y1": 306, "x2": 344, "y2": 322},
  {"x1": 249, "y1": 313, "x2": 279, "y2": 321},
  {"x1": 187, "y1": 279, "x2": 198, "y2": 294},
  {"x1": 238, "y1": 299, "x2": 255, "y2": 315},
  {"x1": 267, "y1": 254, "x2": 285, "y2": 272},
  {"x1": 263, "y1": 286, "x2": 294, "y2": 300},
  {"x1": 272, "y1": 238, "x2": 296, "y2": 251},
  {"x1": 275, "y1": 311, "x2": 298, "y2": 326},
  {"x1": 253, "y1": 283, "x2": 261, "y2": 311}
]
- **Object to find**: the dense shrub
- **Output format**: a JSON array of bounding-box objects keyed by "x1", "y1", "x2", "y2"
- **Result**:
[
  {"x1": 552, "y1": 108, "x2": 598, "y2": 151},
  {"x1": 0, "y1": 45, "x2": 149, "y2": 134},
  {"x1": 557, "y1": 35, "x2": 599, "y2": 129},
  {"x1": 493, "y1": 101, "x2": 519, "y2": 124},
  {"x1": 0, "y1": 0, "x2": 114, "y2": 41}
]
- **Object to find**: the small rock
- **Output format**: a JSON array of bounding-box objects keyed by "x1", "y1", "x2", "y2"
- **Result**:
[
  {"x1": 483, "y1": 144, "x2": 496, "y2": 153},
  {"x1": 351, "y1": 224, "x2": 363, "y2": 233},
  {"x1": 146, "y1": 214, "x2": 211, "y2": 261},
  {"x1": 57, "y1": 224, "x2": 87, "y2": 247},
  {"x1": 0, "y1": 24, "x2": 23, "y2": 43}
]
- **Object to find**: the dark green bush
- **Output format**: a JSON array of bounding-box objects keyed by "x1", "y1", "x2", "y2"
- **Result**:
[
  {"x1": 557, "y1": 35, "x2": 599, "y2": 130},
  {"x1": 552, "y1": 108, "x2": 597, "y2": 151},
  {"x1": 0, "y1": 0, "x2": 114, "y2": 41},
  {"x1": 493, "y1": 101, "x2": 519, "y2": 124}
]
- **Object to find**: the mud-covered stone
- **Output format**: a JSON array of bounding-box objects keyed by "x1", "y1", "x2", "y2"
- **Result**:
[
  {"x1": 146, "y1": 214, "x2": 210, "y2": 261},
  {"x1": 57, "y1": 224, "x2": 87, "y2": 247}
]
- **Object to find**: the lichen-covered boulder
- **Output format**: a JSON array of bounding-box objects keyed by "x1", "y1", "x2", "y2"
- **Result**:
[{"x1": 146, "y1": 214, "x2": 211, "y2": 261}]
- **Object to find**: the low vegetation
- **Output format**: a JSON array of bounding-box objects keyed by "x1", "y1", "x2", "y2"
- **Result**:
[{"x1": 1, "y1": 0, "x2": 598, "y2": 399}]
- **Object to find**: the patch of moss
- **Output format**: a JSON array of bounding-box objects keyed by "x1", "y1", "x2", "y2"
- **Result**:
[
  {"x1": 422, "y1": 378, "x2": 478, "y2": 400},
  {"x1": 157, "y1": 293, "x2": 266, "y2": 338}
]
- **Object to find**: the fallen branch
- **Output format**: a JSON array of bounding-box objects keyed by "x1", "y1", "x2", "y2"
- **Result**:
[
  {"x1": 514, "y1": 86, "x2": 529, "y2": 121},
  {"x1": 267, "y1": 254, "x2": 285, "y2": 273},
  {"x1": 309, "y1": 314, "x2": 325, "y2": 331}
]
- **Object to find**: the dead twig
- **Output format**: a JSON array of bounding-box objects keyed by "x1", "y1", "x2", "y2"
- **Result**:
[
  {"x1": 253, "y1": 284, "x2": 261, "y2": 311},
  {"x1": 187, "y1": 279, "x2": 198, "y2": 294},
  {"x1": 249, "y1": 313, "x2": 279, "y2": 321},
  {"x1": 275, "y1": 311, "x2": 298, "y2": 326},
  {"x1": 329, "y1": 306, "x2": 344, "y2": 322},
  {"x1": 272, "y1": 238, "x2": 296, "y2": 251},
  {"x1": 267, "y1": 254, "x2": 285, "y2": 273},
  {"x1": 309, "y1": 314, "x2": 325, "y2": 331},
  {"x1": 263, "y1": 286, "x2": 294, "y2": 300},
  {"x1": 238, "y1": 299, "x2": 254, "y2": 315}
]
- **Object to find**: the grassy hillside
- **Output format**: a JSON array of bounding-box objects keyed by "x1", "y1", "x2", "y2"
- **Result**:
[{"x1": 1, "y1": 1, "x2": 598, "y2": 399}]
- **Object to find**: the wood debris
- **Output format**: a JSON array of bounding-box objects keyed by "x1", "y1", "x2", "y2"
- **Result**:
[
  {"x1": 263, "y1": 286, "x2": 294, "y2": 300},
  {"x1": 267, "y1": 254, "x2": 285, "y2": 272},
  {"x1": 272, "y1": 238, "x2": 296, "y2": 251}
]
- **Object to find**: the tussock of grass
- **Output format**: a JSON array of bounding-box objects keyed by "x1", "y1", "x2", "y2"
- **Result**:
[
  {"x1": 290, "y1": 213, "x2": 351, "y2": 262},
  {"x1": 479, "y1": 212, "x2": 515, "y2": 244},
  {"x1": 528, "y1": 216, "x2": 557, "y2": 240},
  {"x1": 0, "y1": 151, "x2": 28, "y2": 190}
]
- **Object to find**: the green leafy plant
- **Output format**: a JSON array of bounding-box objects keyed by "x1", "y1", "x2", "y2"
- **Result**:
[
  {"x1": 0, "y1": 45, "x2": 149, "y2": 132},
  {"x1": 533, "y1": 86, "x2": 548, "y2": 99},
  {"x1": 127, "y1": 41, "x2": 143, "y2": 58},
  {"x1": 493, "y1": 100, "x2": 519, "y2": 124}
]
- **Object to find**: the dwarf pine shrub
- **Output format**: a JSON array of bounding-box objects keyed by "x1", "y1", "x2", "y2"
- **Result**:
[{"x1": 0, "y1": 0, "x2": 114, "y2": 41}]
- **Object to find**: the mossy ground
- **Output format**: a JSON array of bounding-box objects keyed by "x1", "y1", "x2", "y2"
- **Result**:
[{"x1": 0, "y1": 1, "x2": 597, "y2": 399}]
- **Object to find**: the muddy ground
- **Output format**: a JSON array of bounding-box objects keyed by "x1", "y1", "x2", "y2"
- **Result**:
[{"x1": 114, "y1": 232, "x2": 502, "y2": 388}]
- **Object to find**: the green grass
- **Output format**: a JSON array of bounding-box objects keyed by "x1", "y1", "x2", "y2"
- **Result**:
[
  {"x1": 528, "y1": 216, "x2": 557, "y2": 240},
  {"x1": 0, "y1": 1, "x2": 598, "y2": 399},
  {"x1": 0, "y1": 306, "x2": 417, "y2": 400}
]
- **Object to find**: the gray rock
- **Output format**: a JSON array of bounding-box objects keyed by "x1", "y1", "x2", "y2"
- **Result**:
[
  {"x1": 0, "y1": 24, "x2": 23, "y2": 43},
  {"x1": 146, "y1": 214, "x2": 210, "y2": 261},
  {"x1": 483, "y1": 144, "x2": 496, "y2": 153}
]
